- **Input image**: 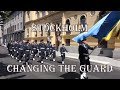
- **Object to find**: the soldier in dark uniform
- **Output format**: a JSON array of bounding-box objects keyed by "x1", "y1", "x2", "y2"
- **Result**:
[
  {"x1": 78, "y1": 39, "x2": 96, "y2": 79},
  {"x1": 49, "y1": 42, "x2": 53, "y2": 58},
  {"x1": 17, "y1": 41, "x2": 25, "y2": 63},
  {"x1": 60, "y1": 44, "x2": 68, "y2": 64},
  {"x1": 23, "y1": 41, "x2": 31, "y2": 65},
  {"x1": 31, "y1": 40, "x2": 38, "y2": 61},
  {"x1": 13, "y1": 41, "x2": 19, "y2": 60},
  {"x1": 7, "y1": 42, "x2": 12, "y2": 55},
  {"x1": 45, "y1": 41, "x2": 51, "y2": 60},
  {"x1": 51, "y1": 44, "x2": 56, "y2": 61},
  {"x1": 11, "y1": 42, "x2": 15, "y2": 58},
  {"x1": 37, "y1": 39, "x2": 46, "y2": 63}
]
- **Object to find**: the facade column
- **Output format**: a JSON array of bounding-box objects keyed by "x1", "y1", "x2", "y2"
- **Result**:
[
  {"x1": 51, "y1": 23, "x2": 56, "y2": 45},
  {"x1": 61, "y1": 12, "x2": 66, "y2": 45}
]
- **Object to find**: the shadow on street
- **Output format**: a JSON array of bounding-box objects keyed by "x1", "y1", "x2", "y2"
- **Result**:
[
  {"x1": 0, "y1": 54, "x2": 9, "y2": 58},
  {"x1": 7, "y1": 75, "x2": 26, "y2": 79},
  {"x1": 0, "y1": 62, "x2": 20, "y2": 77},
  {"x1": 60, "y1": 72, "x2": 80, "y2": 79}
]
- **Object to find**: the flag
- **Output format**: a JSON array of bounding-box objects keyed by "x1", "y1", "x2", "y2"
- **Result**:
[
  {"x1": 72, "y1": 11, "x2": 120, "y2": 43},
  {"x1": 104, "y1": 20, "x2": 120, "y2": 41},
  {"x1": 72, "y1": 12, "x2": 110, "y2": 43}
]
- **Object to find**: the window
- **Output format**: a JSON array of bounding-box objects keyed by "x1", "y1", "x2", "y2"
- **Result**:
[
  {"x1": 27, "y1": 29, "x2": 29, "y2": 37},
  {"x1": 21, "y1": 11, "x2": 22, "y2": 17},
  {"x1": 35, "y1": 31, "x2": 37, "y2": 37},
  {"x1": 18, "y1": 12, "x2": 19, "y2": 19},
  {"x1": 13, "y1": 25, "x2": 14, "y2": 31},
  {"x1": 41, "y1": 26, "x2": 43, "y2": 36},
  {"x1": 42, "y1": 11, "x2": 46, "y2": 17},
  {"x1": 80, "y1": 15, "x2": 87, "y2": 32},
  {"x1": 15, "y1": 25, "x2": 16, "y2": 30},
  {"x1": 66, "y1": 19, "x2": 71, "y2": 34},
  {"x1": 90, "y1": 11, "x2": 95, "y2": 16},
  {"x1": 20, "y1": 22, "x2": 22, "y2": 29},
  {"x1": 27, "y1": 11, "x2": 30, "y2": 20},
  {"x1": 46, "y1": 23, "x2": 51, "y2": 36},
  {"x1": 36, "y1": 11, "x2": 40, "y2": 18},
  {"x1": 17, "y1": 23, "x2": 19, "y2": 29}
]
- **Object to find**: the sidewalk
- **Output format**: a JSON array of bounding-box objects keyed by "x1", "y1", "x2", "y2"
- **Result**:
[{"x1": 56, "y1": 51, "x2": 120, "y2": 68}]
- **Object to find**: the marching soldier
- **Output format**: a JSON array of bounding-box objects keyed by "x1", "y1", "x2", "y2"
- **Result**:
[
  {"x1": 49, "y1": 42, "x2": 53, "y2": 58},
  {"x1": 31, "y1": 40, "x2": 38, "y2": 61},
  {"x1": 7, "y1": 42, "x2": 12, "y2": 56},
  {"x1": 45, "y1": 41, "x2": 51, "y2": 60},
  {"x1": 60, "y1": 44, "x2": 68, "y2": 64},
  {"x1": 78, "y1": 39, "x2": 96, "y2": 79},
  {"x1": 11, "y1": 42, "x2": 15, "y2": 58},
  {"x1": 17, "y1": 41, "x2": 25, "y2": 63},
  {"x1": 37, "y1": 39, "x2": 46, "y2": 63},
  {"x1": 23, "y1": 40, "x2": 31, "y2": 65},
  {"x1": 51, "y1": 44, "x2": 56, "y2": 61},
  {"x1": 13, "y1": 41, "x2": 19, "y2": 60}
]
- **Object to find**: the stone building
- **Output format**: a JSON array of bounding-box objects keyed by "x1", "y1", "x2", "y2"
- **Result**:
[
  {"x1": 24, "y1": 11, "x2": 120, "y2": 53},
  {"x1": 3, "y1": 11, "x2": 25, "y2": 44}
]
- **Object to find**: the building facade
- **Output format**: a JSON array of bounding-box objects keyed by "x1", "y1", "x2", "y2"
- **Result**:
[
  {"x1": 3, "y1": 11, "x2": 25, "y2": 44},
  {"x1": 0, "y1": 26, "x2": 3, "y2": 45},
  {"x1": 24, "y1": 11, "x2": 120, "y2": 49},
  {"x1": 0, "y1": 15, "x2": 3, "y2": 45}
]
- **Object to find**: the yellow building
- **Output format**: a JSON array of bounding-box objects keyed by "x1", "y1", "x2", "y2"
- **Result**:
[{"x1": 24, "y1": 11, "x2": 120, "y2": 49}]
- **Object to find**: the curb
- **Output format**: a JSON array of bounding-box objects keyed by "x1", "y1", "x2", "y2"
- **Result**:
[{"x1": 56, "y1": 51, "x2": 120, "y2": 68}]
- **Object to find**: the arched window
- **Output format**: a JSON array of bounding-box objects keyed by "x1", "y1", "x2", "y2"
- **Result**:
[
  {"x1": 45, "y1": 23, "x2": 51, "y2": 36},
  {"x1": 66, "y1": 19, "x2": 71, "y2": 34},
  {"x1": 35, "y1": 31, "x2": 37, "y2": 37},
  {"x1": 80, "y1": 15, "x2": 86, "y2": 24},
  {"x1": 80, "y1": 15, "x2": 87, "y2": 32}
]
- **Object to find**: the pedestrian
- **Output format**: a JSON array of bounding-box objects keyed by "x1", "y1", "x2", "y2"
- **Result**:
[
  {"x1": 60, "y1": 44, "x2": 68, "y2": 64},
  {"x1": 78, "y1": 39, "x2": 96, "y2": 79}
]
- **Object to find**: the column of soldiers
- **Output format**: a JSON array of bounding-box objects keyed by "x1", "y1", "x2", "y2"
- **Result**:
[{"x1": 7, "y1": 39, "x2": 68, "y2": 65}]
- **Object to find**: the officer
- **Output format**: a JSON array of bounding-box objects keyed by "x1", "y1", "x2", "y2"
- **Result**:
[
  {"x1": 78, "y1": 39, "x2": 96, "y2": 79},
  {"x1": 60, "y1": 44, "x2": 68, "y2": 64},
  {"x1": 51, "y1": 44, "x2": 56, "y2": 61},
  {"x1": 23, "y1": 40, "x2": 31, "y2": 65},
  {"x1": 37, "y1": 39, "x2": 46, "y2": 63},
  {"x1": 17, "y1": 41, "x2": 25, "y2": 63},
  {"x1": 13, "y1": 41, "x2": 19, "y2": 60},
  {"x1": 31, "y1": 40, "x2": 38, "y2": 61}
]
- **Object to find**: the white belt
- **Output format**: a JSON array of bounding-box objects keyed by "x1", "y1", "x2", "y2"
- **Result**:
[
  {"x1": 41, "y1": 48, "x2": 45, "y2": 49},
  {"x1": 19, "y1": 48, "x2": 23, "y2": 50}
]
